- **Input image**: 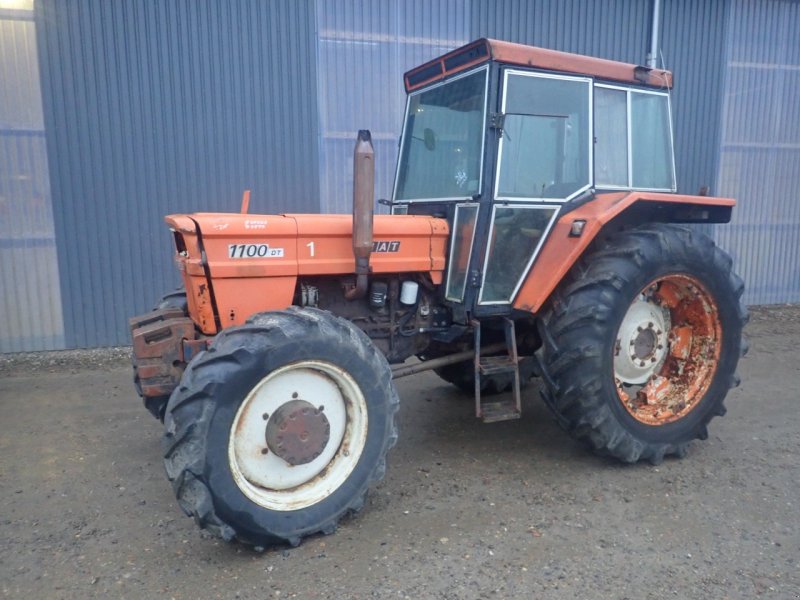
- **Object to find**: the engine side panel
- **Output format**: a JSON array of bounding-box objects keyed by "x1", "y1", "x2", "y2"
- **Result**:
[{"x1": 165, "y1": 213, "x2": 449, "y2": 334}]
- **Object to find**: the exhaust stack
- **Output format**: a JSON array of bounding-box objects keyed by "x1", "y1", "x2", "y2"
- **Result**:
[{"x1": 345, "y1": 130, "x2": 375, "y2": 300}]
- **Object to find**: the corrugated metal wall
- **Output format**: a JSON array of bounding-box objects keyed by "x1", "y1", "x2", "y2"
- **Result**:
[
  {"x1": 2, "y1": 0, "x2": 796, "y2": 352},
  {"x1": 315, "y1": 0, "x2": 469, "y2": 214},
  {"x1": 469, "y1": 0, "x2": 728, "y2": 197},
  {"x1": 34, "y1": 0, "x2": 320, "y2": 347},
  {"x1": 0, "y1": 5, "x2": 64, "y2": 352},
  {"x1": 660, "y1": 0, "x2": 731, "y2": 198},
  {"x1": 715, "y1": 0, "x2": 800, "y2": 305}
]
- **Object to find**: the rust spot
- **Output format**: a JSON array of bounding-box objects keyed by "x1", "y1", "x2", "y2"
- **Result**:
[
  {"x1": 669, "y1": 326, "x2": 693, "y2": 360},
  {"x1": 636, "y1": 376, "x2": 672, "y2": 406},
  {"x1": 654, "y1": 280, "x2": 683, "y2": 309},
  {"x1": 265, "y1": 400, "x2": 331, "y2": 466},
  {"x1": 616, "y1": 274, "x2": 722, "y2": 426}
]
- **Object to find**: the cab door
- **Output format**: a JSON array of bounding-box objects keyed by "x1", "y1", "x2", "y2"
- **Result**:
[{"x1": 477, "y1": 69, "x2": 593, "y2": 309}]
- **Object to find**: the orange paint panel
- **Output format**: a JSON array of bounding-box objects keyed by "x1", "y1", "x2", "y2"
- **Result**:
[
  {"x1": 212, "y1": 276, "x2": 297, "y2": 328},
  {"x1": 403, "y1": 38, "x2": 673, "y2": 92},
  {"x1": 195, "y1": 213, "x2": 299, "y2": 278},
  {"x1": 488, "y1": 40, "x2": 673, "y2": 88},
  {"x1": 167, "y1": 211, "x2": 449, "y2": 333},
  {"x1": 291, "y1": 214, "x2": 448, "y2": 276},
  {"x1": 513, "y1": 192, "x2": 736, "y2": 314}
]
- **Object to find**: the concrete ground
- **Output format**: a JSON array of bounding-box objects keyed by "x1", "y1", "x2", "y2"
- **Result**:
[{"x1": 1, "y1": 305, "x2": 798, "y2": 600}]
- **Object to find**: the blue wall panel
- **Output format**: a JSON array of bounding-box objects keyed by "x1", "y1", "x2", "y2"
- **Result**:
[
  {"x1": 469, "y1": 0, "x2": 728, "y2": 196},
  {"x1": 315, "y1": 0, "x2": 469, "y2": 214},
  {"x1": 35, "y1": 0, "x2": 319, "y2": 347},
  {"x1": 0, "y1": 9, "x2": 64, "y2": 352},
  {"x1": 715, "y1": 0, "x2": 800, "y2": 305}
]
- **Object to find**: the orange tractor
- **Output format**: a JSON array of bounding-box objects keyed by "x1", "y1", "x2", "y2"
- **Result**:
[{"x1": 130, "y1": 39, "x2": 747, "y2": 547}]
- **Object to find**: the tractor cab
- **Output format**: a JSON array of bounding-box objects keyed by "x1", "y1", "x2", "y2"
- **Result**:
[{"x1": 392, "y1": 39, "x2": 676, "y2": 316}]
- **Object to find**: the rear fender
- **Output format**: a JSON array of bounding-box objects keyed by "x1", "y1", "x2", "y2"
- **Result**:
[{"x1": 512, "y1": 191, "x2": 735, "y2": 314}]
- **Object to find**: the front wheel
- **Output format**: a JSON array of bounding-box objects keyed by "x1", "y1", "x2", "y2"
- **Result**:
[
  {"x1": 538, "y1": 224, "x2": 748, "y2": 464},
  {"x1": 163, "y1": 307, "x2": 399, "y2": 547}
]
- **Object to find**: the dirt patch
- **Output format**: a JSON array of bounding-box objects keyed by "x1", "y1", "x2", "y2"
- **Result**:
[
  {"x1": 0, "y1": 346, "x2": 131, "y2": 378},
  {"x1": 1, "y1": 305, "x2": 799, "y2": 599}
]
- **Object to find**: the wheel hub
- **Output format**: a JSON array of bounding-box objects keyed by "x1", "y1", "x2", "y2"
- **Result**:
[
  {"x1": 265, "y1": 399, "x2": 331, "y2": 466},
  {"x1": 633, "y1": 327, "x2": 658, "y2": 360},
  {"x1": 614, "y1": 297, "x2": 669, "y2": 385}
]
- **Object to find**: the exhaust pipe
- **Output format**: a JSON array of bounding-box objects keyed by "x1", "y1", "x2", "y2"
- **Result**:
[{"x1": 345, "y1": 130, "x2": 374, "y2": 300}]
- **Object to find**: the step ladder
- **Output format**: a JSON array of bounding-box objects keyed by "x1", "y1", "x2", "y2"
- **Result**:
[{"x1": 471, "y1": 318, "x2": 522, "y2": 423}]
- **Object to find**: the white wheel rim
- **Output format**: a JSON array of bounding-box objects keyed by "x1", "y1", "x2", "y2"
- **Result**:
[
  {"x1": 228, "y1": 360, "x2": 368, "y2": 511},
  {"x1": 614, "y1": 295, "x2": 670, "y2": 385}
]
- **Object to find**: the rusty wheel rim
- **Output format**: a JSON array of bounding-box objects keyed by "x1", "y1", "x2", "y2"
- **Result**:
[{"x1": 613, "y1": 274, "x2": 722, "y2": 426}]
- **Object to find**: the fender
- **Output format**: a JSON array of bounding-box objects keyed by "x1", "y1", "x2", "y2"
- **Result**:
[{"x1": 513, "y1": 191, "x2": 736, "y2": 313}]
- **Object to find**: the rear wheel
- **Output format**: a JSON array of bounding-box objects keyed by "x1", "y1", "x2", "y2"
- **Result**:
[
  {"x1": 163, "y1": 307, "x2": 399, "y2": 547},
  {"x1": 538, "y1": 224, "x2": 747, "y2": 464}
]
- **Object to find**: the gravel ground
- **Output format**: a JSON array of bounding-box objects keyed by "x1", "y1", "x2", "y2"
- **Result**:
[{"x1": 1, "y1": 304, "x2": 798, "y2": 599}]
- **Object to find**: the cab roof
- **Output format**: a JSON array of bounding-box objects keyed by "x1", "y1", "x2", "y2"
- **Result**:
[{"x1": 404, "y1": 38, "x2": 673, "y2": 93}]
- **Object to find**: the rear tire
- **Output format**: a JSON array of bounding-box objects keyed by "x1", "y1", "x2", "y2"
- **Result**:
[
  {"x1": 433, "y1": 356, "x2": 538, "y2": 395},
  {"x1": 537, "y1": 224, "x2": 747, "y2": 464},
  {"x1": 162, "y1": 307, "x2": 399, "y2": 547}
]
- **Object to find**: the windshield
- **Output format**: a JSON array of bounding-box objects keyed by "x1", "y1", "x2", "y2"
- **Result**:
[{"x1": 394, "y1": 69, "x2": 487, "y2": 201}]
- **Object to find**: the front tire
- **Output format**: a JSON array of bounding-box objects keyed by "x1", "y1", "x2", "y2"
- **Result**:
[
  {"x1": 538, "y1": 224, "x2": 747, "y2": 464},
  {"x1": 162, "y1": 307, "x2": 399, "y2": 547}
]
